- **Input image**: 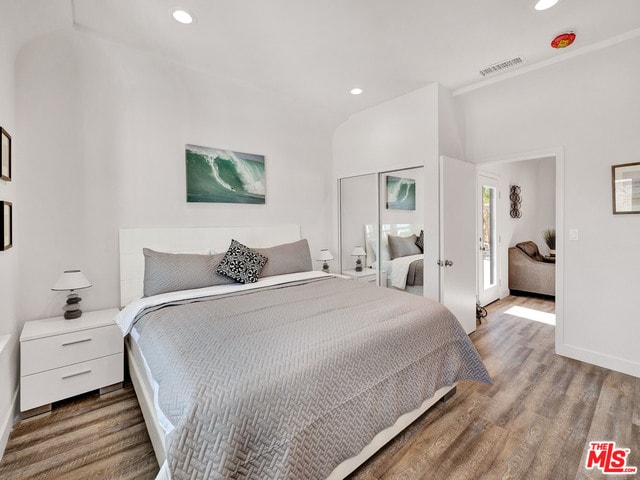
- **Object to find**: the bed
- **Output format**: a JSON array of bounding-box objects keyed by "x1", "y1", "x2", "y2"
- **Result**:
[
  {"x1": 365, "y1": 224, "x2": 425, "y2": 294},
  {"x1": 117, "y1": 225, "x2": 490, "y2": 480}
]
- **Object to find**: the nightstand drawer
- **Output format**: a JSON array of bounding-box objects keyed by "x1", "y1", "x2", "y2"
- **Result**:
[
  {"x1": 21, "y1": 324, "x2": 122, "y2": 376},
  {"x1": 20, "y1": 353, "x2": 123, "y2": 411}
]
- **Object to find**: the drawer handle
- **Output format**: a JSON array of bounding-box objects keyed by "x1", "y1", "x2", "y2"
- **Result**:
[
  {"x1": 62, "y1": 338, "x2": 92, "y2": 347},
  {"x1": 62, "y1": 369, "x2": 92, "y2": 380}
]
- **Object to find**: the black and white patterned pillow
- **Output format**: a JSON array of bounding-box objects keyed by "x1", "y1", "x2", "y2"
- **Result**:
[
  {"x1": 415, "y1": 230, "x2": 424, "y2": 252},
  {"x1": 216, "y1": 239, "x2": 268, "y2": 284}
]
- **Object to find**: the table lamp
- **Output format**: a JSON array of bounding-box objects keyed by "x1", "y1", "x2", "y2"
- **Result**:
[
  {"x1": 52, "y1": 270, "x2": 92, "y2": 319},
  {"x1": 351, "y1": 246, "x2": 366, "y2": 272},
  {"x1": 317, "y1": 249, "x2": 334, "y2": 273}
]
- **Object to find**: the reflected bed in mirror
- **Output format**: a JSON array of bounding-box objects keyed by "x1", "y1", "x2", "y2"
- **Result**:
[{"x1": 365, "y1": 224, "x2": 424, "y2": 295}]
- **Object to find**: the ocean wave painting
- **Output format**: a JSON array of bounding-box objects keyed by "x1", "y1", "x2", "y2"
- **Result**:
[
  {"x1": 386, "y1": 176, "x2": 416, "y2": 210},
  {"x1": 186, "y1": 144, "x2": 265, "y2": 204}
]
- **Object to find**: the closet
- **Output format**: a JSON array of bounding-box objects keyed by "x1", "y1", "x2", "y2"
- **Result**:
[
  {"x1": 339, "y1": 166, "x2": 426, "y2": 297},
  {"x1": 339, "y1": 157, "x2": 477, "y2": 334}
]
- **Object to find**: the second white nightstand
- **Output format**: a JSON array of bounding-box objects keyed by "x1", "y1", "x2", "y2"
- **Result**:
[
  {"x1": 20, "y1": 308, "x2": 123, "y2": 417},
  {"x1": 342, "y1": 269, "x2": 386, "y2": 286}
]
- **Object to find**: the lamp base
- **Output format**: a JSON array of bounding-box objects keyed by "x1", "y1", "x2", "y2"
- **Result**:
[
  {"x1": 63, "y1": 293, "x2": 83, "y2": 320},
  {"x1": 355, "y1": 258, "x2": 363, "y2": 272},
  {"x1": 322, "y1": 262, "x2": 330, "y2": 273},
  {"x1": 64, "y1": 309, "x2": 82, "y2": 320}
]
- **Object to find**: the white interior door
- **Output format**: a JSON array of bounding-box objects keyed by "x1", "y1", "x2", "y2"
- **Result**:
[
  {"x1": 477, "y1": 175, "x2": 501, "y2": 306},
  {"x1": 440, "y1": 156, "x2": 477, "y2": 334}
]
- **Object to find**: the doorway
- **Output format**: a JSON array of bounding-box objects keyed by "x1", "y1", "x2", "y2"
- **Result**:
[
  {"x1": 478, "y1": 175, "x2": 500, "y2": 306},
  {"x1": 476, "y1": 156, "x2": 558, "y2": 307}
]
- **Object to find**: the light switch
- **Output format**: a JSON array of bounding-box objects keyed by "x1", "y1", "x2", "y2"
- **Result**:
[{"x1": 569, "y1": 229, "x2": 579, "y2": 241}]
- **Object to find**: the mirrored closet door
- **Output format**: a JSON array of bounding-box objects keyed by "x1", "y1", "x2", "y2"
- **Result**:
[
  {"x1": 378, "y1": 166, "x2": 424, "y2": 295},
  {"x1": 339, "y1": 166, "x2": 428, "y2": 296},
  {"x1": 339, "y1": 173, "x2": 379, "y2": 284}
]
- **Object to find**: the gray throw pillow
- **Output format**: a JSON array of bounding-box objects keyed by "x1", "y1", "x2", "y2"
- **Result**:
[
  {"x1": 388, "y1": 234, "x2": 422, "y2": 259},
  {"x1": 253, "y1": 239, "x2": 312, "y2": 278},
  {"x1": 216, "y1": 239, "x2": 268, "y2": 284},
  {"x1": 143, "y1": 248, "x2": 234, "y2": 297}
]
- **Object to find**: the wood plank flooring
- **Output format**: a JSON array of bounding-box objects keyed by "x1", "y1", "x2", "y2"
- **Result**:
[
  {"x1": 349, "y1": 296, "x2": 640, "y2": 480},
  {"x1": 0, "y1": 384, "x2": 158, "y2": 480},
  {"x1": 1, "y1": 295, "x2": 638, "y2": 479}
]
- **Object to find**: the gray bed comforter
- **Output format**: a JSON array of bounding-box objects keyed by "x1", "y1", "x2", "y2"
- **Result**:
[
  {"x1": 406, "y1": 258, "x2": 424, "y2": 286},
  {"x1": 132, "y1": 276, "x2": 490, "y2": 480}
]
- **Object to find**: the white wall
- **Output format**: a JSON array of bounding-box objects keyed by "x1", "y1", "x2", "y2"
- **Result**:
[
  {"x1": 438, "y1": 84, "x2": 466, "y2": 161},
  {"x1": 459, "y1": 37, "x2": 640, "y2": 377},
  {"x1": 0, "y1": 28, "x2": 18, "y2": 459},
  {"x1": 333, "y1": 85, "x2": 439, "y2": 178},
  {"x1": 15, "y1": 29, "x2": 336, "y2": 323},
  {"x1": 479, "y1": 157, "x2": 556, "y2": 298}
]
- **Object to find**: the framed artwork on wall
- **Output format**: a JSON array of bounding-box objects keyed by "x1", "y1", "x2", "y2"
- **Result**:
[
  {"x1": 185, "y1": 144, "x2": 266, "y2": 204},
  {"x1": 1, "y1": 127, "x2": 11, "y2": 181},
  {"x1": 1, "y1": 201, "x2": 12, "y2": 251},
  {"x1": 611, "y1": 162, "x2": 640, "y2": 214},
  {"x1": 386, "y1": 175, "x2": 416, "y2": 210}
]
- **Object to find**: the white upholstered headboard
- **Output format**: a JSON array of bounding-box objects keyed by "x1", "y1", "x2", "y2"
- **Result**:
[{"x1": 119, "y1": 225, "x2": 301, "y2": 307}]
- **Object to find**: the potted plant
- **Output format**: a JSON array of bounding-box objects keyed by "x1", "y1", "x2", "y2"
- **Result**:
[{"x1": 542, "y1": 228, "x2": 556, "y2": 257}]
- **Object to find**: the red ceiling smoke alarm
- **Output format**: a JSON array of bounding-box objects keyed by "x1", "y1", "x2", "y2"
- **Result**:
[{"x1": 551, "y1": 32, "x2": 576, "y2": 49}]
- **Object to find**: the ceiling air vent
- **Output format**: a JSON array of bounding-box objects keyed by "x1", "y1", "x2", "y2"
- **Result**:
[{"x1": 479, "y1": 57, "x2": 524, "y2": 77}]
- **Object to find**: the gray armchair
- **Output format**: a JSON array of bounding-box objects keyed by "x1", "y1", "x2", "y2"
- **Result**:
[{"x1": 508, "y1": 241, "x2": 555, "y2": 296}]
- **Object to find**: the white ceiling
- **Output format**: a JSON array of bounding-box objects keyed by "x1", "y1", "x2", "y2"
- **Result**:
[
  {"x1": 1, "y1": 0, "x2": 71, "y2": 54},
  {"x1": 11, "y1": 0, "x2": 640, "y2": 117}
]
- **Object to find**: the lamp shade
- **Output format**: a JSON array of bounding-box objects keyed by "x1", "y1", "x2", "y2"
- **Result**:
[
  {"x1": 52, "y1": 270, "x2": 92, "y2": 291},
  {"x1": 351, "y1": 246, "x2": 366, "y2": 257},
  {"x1": 317, "y1": 249, "x2": 334, "y2": 261}
]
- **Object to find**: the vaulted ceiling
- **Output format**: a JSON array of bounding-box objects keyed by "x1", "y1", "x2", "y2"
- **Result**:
[{"x1": 5, "y1": 0, "x2": 640, "y2": 116}]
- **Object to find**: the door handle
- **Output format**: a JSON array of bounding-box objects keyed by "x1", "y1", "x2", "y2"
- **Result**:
[{"x1": 444, "y1": 259, "x2": 454, "y2": 267}]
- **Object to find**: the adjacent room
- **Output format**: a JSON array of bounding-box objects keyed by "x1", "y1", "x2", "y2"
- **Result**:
[{"x1": 0, "y1": 0, "x2": 639, "y2": 479}]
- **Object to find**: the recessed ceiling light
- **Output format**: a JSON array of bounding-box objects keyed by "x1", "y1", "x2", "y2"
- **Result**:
[
  {"x1": 534, "y1": 0, "x2": 559, "y2": 11},
  {"x1": 350, "y1": 88, "x2": 363, "y2": 95},
  {"x1": 172, "y1": 9, "x2": 194, "y2": 24}
]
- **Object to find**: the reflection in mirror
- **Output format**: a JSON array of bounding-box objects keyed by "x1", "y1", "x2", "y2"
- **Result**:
[
  {"x1": 339, "y1": 174, "x2": 379, "y2": 283},
  {"x1": 373, "y1": 223, "x2": 424, "y2": 295},
  {"x1": 378, "y1": 167, "x2": 424, "y2": 295},
  {"x1": 339, "y1": 166, "x2": 426, "y2": 293}
]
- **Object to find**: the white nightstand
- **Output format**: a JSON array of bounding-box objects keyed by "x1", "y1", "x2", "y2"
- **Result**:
[
  {"x1": 20, "y1": 308, "x2": 123, "y2": 417},
  {"x1": 342, "y1": 269, "x2": 387, "y2": 286}
]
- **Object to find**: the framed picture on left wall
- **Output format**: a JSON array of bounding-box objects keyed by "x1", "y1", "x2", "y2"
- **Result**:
[
  {"x1": 1, "y1": 201, "x2": 12, "y2": 251},
  {"x1": 1, "y1": 127, "x2": 11, "y2": 181}
]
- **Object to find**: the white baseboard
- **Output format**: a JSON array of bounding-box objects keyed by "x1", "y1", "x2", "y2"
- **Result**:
[
  {"x1": 0, "y1": 333, "x2": 19, "y2": 461},
  {"x1": 0, "y1": 386, "x2": 18, "y2": 461},
  {"x1": 557, "y1": 343, "x2": 640, "y2": 378}
]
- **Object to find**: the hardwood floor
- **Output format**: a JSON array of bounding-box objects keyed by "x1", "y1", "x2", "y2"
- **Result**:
[
  {"x1": 349, "y1": 296, "x2": 639, "y2": 480},
  {"x1": 1, "y1": 295, "x2": 638, "y2": 479},
  {"x1": 0, "y1": 383, "x2": 158, "y2": 480}
]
